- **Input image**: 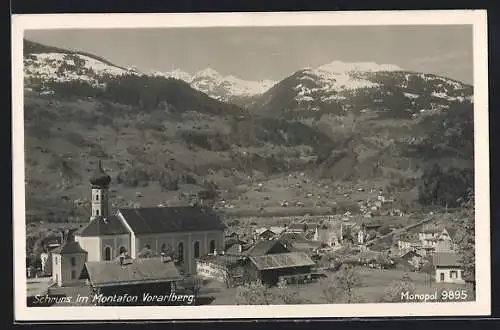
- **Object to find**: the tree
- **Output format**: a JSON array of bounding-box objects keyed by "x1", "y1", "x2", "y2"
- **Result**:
[
  {"x1": 276, "y1": 279, "x2": 308, "y2": 304},
  {"x1": 235, "y1": 281, "x2": 277, "y2": 305},
  {"x1": 455, "y1": 188, "x2": 475, "y2": 290},
  {"x1": 380, "y1": 275, "x2": 416, "y2": 302},
  {"x1": 137, "y1": 246, "x2": 154, "y2": 258},
  {"x1": 319, "y1": 264, "x2": 363, "y2": 303},
  {"x1": 182, "y1": 275, "x2": 203, "y2": 298}
]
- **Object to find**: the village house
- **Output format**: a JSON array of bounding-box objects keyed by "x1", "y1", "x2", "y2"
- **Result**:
[
  {"x1": 254, "y1": 228, "x2": 277, "y2": 240},
  {"x1": 196, "y1": 253, "x2": 245, "y2": 286},
  {"x1": 287, "y1": 222, "x2": 319, "y2": 240},
  {"x1": 50, "y1": 230, "x2": 88, "y2": 287},
  {"x1": 40, "y1": 234, "x2": 63, "y2": 276},
  {"x1": 432, "y1": 252, "x2": 465, "y2": 284},
  {"x1": 74, "y1": 161, "x2": 226, "y2": 275},
  {"x1": 82, "y1": 256, "x2": 184, "y2": 305},
  {"x1": 318, "y1": 227, "x2": 340, "y2": 248}
]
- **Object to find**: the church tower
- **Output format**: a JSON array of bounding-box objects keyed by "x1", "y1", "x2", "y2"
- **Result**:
[{"x1": 89, "y1": 160, "x2": 111, "y2": 221}]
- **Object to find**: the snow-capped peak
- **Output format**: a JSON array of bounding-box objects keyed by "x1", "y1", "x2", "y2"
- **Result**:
[
  {"x1": 316, "y1": 61, "x2": 403, "y2": 74},
  {"x1": 193, "y1": 67, "x2": 221, "y2": 79},
  {"x1": 154, "y1": 67, "x2": 277, "y2": 100}
]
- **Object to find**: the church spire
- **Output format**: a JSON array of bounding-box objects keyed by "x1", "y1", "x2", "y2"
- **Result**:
[
  {"x1": 89, "y1": 160, "x2": 110, "y2": 221},
  {"x1": 90, "y1": 160, "x2": 111, "y2": 188}
]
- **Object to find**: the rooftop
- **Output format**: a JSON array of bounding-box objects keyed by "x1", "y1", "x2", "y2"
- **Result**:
[
  {"x1": 244, "y1": 239, "x2": 289, "y2": 257},
  {"x1": 118, "y1": 206, "x2": 226, "y2": 235},
  {"x1": 52, "y1": 241, "x2": 88, "y2": 255},
  {"x1": 77, "y1": 215, "x2": 129, "y2": 237},
  {"x1": 433, "y1": 252, "x2": 461, "y2": 267},
  {"x1": 84, "y1": 257, "x2": 182, "y2": 287},
  {"x1": 248, "y1": 252, "x2": 316, "y2": 271}
]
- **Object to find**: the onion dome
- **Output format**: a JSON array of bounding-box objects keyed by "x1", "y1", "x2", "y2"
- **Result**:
[{"x1": 89, "y1": 160, "x2": 111, "y2": 188}]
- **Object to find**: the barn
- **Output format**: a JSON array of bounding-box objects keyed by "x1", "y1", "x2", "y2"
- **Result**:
[{"x1": 245, "y1": 251, "x2": 316, "y2": 286}]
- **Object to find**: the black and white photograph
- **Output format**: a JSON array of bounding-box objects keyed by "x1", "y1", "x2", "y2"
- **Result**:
[{"x1": 12, "y1": 11, "x2": 490, "y2": 320}]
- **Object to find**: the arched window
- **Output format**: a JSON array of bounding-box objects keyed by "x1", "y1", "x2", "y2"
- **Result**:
[
  {"x1": 95, "y1": 194, "x2": 99, "y2": 201},
  {"x1": 209, "y1": 240, "x2": 216, "y2": 254},
  {"x1": 177, "y1": 242, "x2": 184, "y2": 263},
  {"x1": 104, "y1": 246, "x2": 112, "y2": 261},
  {"x1": 95, "y1": 209, "x2": 100, "y2": 216},
  {"x1": 119, "y1": 246, "x2": 127, "y2": 255},
  {"x1": 194, "y1": 241, "x2": 200, "y2": 258}
]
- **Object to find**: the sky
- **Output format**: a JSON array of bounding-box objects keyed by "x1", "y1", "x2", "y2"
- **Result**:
[{"x1": 25, "y1": 25, "x2": 474, "y2": 84}]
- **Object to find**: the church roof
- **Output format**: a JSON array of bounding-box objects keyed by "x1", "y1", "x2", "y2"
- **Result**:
[
  {"x1": 118, "y1": 206, "x2": 226, "y2": 235},
  {"x1": 52, "y1": 241, "x2": 88, "y2": 255},
  {"x1": 89, "y1": 160, "x2": 111, "y2": 188},
  {"x1": 77, "y1": 215, "x2": 129, "y2": 237}
]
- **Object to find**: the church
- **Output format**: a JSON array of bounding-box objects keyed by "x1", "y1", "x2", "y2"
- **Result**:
[{"x1": 68, "y1": 161, "x2": 226, "y2": 277}]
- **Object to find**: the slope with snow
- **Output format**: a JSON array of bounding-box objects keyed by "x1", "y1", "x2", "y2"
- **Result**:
[
  {"x1": 154, "y1": 67, "x2": 277, "y2": 101},
  {"x1": 24, "y1": 52, "x2": 139, "y2": 89},
  {"x1": 249, "y1": 60, "x2": 473, "y2": 117}
]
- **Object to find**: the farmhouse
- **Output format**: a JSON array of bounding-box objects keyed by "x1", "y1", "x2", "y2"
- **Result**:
[
  {"x1": 243, "y1": 239, "x2": 290, "y2": 257},
  {"x1": 74, "y1": 161, "x2": 226, "y2": 275},
  {"x1": 432, "y1": 252, "x2": 465, "y2": 284},
  {"x1": 245, "y1": 252, "x2": 316, "y2": 286}
]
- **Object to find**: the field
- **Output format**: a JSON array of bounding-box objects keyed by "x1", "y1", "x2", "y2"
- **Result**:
[{"x1": 202, "y1": 268, "x2": 475, "y2": 305}]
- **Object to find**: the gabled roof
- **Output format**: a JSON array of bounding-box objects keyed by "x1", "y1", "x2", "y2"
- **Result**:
[
  {"x1": 52, "y1": 241, "x2": 88, "y2": 255},
  {"x1": 278, "y1": 232, "x2": 308, "y2": 246},
  {"x1": 244, "y1": 239, "x2": 289, "y2": 257},
  {"x1": 433, "y1": 252, "x2": 461, "y2": 267},
  {"x1": 84, "y1": 257, "x2": 182, "y2": 287},
  {"x1": 118, "y1": 206, "x2": 225, "y2": 235},
  {"x1": 224, "y1": 241, "x2": 251, "y2": 255},
  {"x1": 248, "y1": 252, "x2": 315, "y2": 271},
  {"x1": 269, "y1": 226, "x2": 286, "y2": 235},
  {"x1": 77, "y1": 215, "x2": 129, "y2": 237}
]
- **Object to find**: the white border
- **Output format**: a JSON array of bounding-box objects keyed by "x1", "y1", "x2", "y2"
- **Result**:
[{"x1": 12, "y1": 10, "x2": 490, "y2": 321}]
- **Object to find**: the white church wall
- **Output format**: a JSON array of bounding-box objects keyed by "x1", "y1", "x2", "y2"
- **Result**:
[{"x1": 75, "y1": 236, "x2": 101, "y2": 262}]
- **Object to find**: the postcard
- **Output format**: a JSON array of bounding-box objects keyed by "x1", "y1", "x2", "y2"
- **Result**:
[{"x1": 12, "y1": 10, "x2": 490, "y2": 321}]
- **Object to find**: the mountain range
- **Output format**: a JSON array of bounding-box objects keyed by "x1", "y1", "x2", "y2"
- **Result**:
[{"x1": 21, "y1": 39, "x2": 474, "y2": 223}]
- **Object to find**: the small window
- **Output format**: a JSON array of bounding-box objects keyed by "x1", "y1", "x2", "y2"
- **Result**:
[
  {"x1": 95, "y1": 194, "x2": 99, "y2": 201},
  {"x1": 71, "y1": 270, "x2": 76, "y2": 279},
  {"x1": 177, "y1": 242, "x2": 184, "y2": 263},
  {"x1": 194, "y1": 241, "x2": 200, "y2": 258},
  {"x1": 71, "y1": 257, "x2": 76, "y2": 267},
  {"x1": 95, "y1": 209, "x2": 100, "y2": 216},
  {"x1": 440, "y1": 272, "x2": 445, "y2": 281},
  {"x1": 450, "y1": 270, "x2": 458, "y2": 279},
  {"x1": 104, "y1": 246, "x2": 112, "y2": 261},
  {"x1": 55, "y1": 256, "x2": 58, "y2": 265}
]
